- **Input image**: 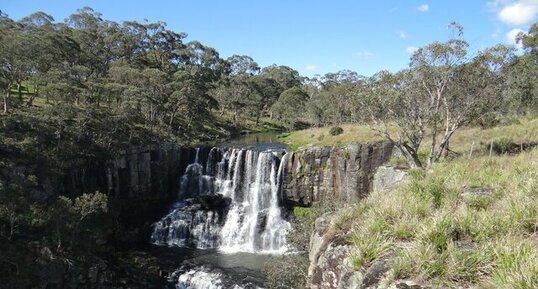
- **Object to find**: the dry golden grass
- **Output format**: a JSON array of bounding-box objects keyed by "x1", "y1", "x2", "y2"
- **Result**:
[
  {"x1": 278, "y1": 124, "x2": 385, "y2": 149},
  {"x1": 280, "y1": 117, "x2": 538, "y2": 153}
]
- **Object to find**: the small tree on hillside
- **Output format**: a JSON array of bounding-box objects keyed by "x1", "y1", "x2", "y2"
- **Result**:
[{"x1": 362, "y1": 26, "x2": 513, "y2": 168}]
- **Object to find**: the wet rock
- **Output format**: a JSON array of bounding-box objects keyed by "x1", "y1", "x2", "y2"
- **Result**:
[{"x1": 256, "y1": 209, "x2": 269, "y2": 234}]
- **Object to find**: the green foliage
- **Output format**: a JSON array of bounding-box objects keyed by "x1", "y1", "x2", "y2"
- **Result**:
[
  {"x1": 490, "y1": 137, "x2": 520, "y2": 154},
  {"x1": 271, "y1": 86, "x2": 310, "y2": 129},
  {"x1": 350, "y1": 229, "x2": 392, "y2": 269},
  {"x1": 293, "y1": 206, "x2": 316, "y2": 219},
  {"x1": 329, "y1": 126, "x2": 344, "y2": 136}
]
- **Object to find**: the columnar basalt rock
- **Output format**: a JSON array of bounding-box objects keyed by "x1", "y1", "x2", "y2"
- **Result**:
[
  {"x1": 58, "y1": 143, "x2": 194, "y2": 202},
  {"x1": 282, "y1": 142, "x2": 394, "y2": 207}
]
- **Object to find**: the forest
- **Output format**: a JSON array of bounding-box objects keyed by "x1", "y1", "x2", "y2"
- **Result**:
[{"x1": 1, "y1": 6, "x2": 537, "y2": 289}]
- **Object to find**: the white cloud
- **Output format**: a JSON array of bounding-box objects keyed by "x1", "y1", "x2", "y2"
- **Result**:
[
  {"x1": 355, "y1": 51, "x2": 376, "y2": 59},
  {"x1": 417, "y1": 4, "x2": 429, "y2": 12},
  {"x1": 305, "y1": 64, "x2": 318, "y2": 71},
  {"x1": 406, "y1": 46, "x2": 419, "y2": 54},
  {"x1": 399, "y1": 31, "x2": 407, "y2": 39},
  {"x1": 506, "y1": 28, "x2": 525, "y2": 46},
  {"x1": 489, "y1": 0, "x2": 538, "y2": 26},
  {"x1": 499, "y1": 1, "x2": 538, "y2": 26}
]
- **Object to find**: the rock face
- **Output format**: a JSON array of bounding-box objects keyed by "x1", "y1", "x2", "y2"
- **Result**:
[
  {"x1": 57, "y1": 143, "x2": 195, "y2": 201},
  {"x1": 372, "y1": 166, "x2": 410, "y2": 193},
  {"x1": 47, "y1": 143, "x2": 202, "y2": 244},
  {"x1": 283, "y1": 142, "x2": 394, "y2": 207},
  {"x1": 306, "y1": 212, "x2": 355, "y2": 289},
  {"x1": 307, "y1": 211, "x2": 426, "y2": 289}
]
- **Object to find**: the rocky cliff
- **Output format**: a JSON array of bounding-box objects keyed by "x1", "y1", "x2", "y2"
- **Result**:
[
  {"x1": 282, "y1": 142, "x2": 394, "y2": 207},
  {"x1": 45, "y1": 143, "x2": 203, "y2": 244},
  {"x1": 306, "y1": 166, "x2": 417, "y2": 289},
  {"x1": 57, "y1": 143, "x2": 193, "y2": 200}
]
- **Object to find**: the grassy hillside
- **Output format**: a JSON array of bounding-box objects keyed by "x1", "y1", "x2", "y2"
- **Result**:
[
  {"x1": 279, "y1": 117, "x2": 538, "y2": 155},
  {"x1": 331, "y1": 148, "x2": 538, "y2": 288}
]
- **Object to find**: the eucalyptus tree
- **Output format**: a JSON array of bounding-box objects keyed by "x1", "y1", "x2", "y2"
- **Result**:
[
  {"x1": 17, "y1": 12, "x2": 58, "y2": 105},
  {"x1": 505, "y1": 23, "x2": 538, "y2": 113},
  {"x1": 362, "y1": 69, "x2": 427, "y2": 167},
  {"x1": 363, "y1": 33, "x2": 513, "y2": 167},
  {"x1": 66, "y1": 7, "x2": 129, "y2": 106},
  {"x1": 409, "y1": 38, "x2": 468, "y2": 165},
  {"x1": 260, "y1": 65, "x2": 303, "y2": 91},
  {"x1": 0, "y1": 16, "x2": 33, "y2": 112},
  {"x1": 271, "y1": 86, "x2": 309, "y2": 128},
  {"x1": 167, "y1": 41, "x2": 222, "y2": 129},
  {"x1": 307, "y1": 70, "x2": 362, "y2": 126},
  {"x1": 210, "y1": 55, "x2": 260, "y2": 124}
]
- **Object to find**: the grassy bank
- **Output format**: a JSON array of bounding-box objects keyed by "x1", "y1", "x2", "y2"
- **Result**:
[
  {"x1": 336, "y1": 148, "x2": 538, "y2": 288},
  {"x1": 279, "y1": 117, "x2": 538, "y2": 154}
]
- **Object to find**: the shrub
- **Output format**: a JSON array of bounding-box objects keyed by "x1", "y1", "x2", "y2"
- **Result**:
[
  {"x1": 491, "y1": 137, "x2": 518, "y2": 154},
  {"x1": 263, "y1": 254, "x2": 309, "y2": 289},
  {"x1": 329, "y1": 126, "x2": 344, "y2": 136},
  {"x1": 293, "y1": 207, "x2": 316, "y2": 219},
  {"x1": 292, "y1": 120, "x2": 310, "y2": 130}
]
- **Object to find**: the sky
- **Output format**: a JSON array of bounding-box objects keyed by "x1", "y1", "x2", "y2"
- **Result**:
[{"x1": 1, "y1": 0, "x2": 537, "y2": 77}]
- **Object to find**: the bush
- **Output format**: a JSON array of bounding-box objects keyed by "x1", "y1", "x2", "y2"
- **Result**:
[
  {"x1": 329, "y1": 126, "x2": 344, "y2": 136},
  {"x1": 263, "y1": 255, "x2": 309, "y2": 289},
  {"x1": 292, "y1": 120, "x2": 310, "y2": 130},
  {"x1": 490, "y1": 137, "x2": 519, "y2": 154}
]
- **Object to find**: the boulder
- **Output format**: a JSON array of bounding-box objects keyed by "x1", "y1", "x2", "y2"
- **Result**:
[{"x1": 372, "y1": 166, "x2": 409, "y2": 193}]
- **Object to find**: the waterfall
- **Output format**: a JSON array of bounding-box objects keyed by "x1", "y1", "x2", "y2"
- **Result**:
[{"x1": 151, "y1": 147, "x2": 290, "y2": 254}]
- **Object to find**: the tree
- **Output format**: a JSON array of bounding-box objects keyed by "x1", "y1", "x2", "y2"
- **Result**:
[
  {"x1": 362, "y1": 69, "x2": 427, "y2": 167},
  {"x1": 0, "y1": 17, "x2": 33, "y2": 112},
  {"x1": 306, "y1": 70, "x2": 363, "y2": 126},
  {"x1": 51, "y1": 192, "x2": 108, "y2": 249},
  {"x1": 363, "y1": 30, "x2": 513, "y2": 168},
  {"x1": 271, "y1": 86, "x2": 309, "y2": 128},
  {"x1": 226, "y1": 55, "x2": 260, "y2": 76},
  {"x1": 424, "y1": 44, "x2": 512, "y2": 160},
  {"x1": 409, "y1": 38, "x2": 468, "y2": 165},
  {"x1": 505, "y1": 23, "x2": 538, "y2": 114}
]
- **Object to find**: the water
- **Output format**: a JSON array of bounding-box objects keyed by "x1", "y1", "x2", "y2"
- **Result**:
[{"x1": 152, "y1": 139, "x2": 291, "y2": 288}]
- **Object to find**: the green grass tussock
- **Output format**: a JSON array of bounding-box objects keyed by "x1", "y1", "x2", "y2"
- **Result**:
[{"x1": 344, "y1": 148, "x2": 538, "y2": 288}]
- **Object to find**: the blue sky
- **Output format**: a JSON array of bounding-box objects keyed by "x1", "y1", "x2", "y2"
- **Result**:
[{"x1": 1, "y1": 0, "x2": 537, "y2": 77}]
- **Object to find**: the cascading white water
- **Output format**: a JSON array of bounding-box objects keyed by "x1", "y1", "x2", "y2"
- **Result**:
[
  {"x1": 219, "y1": 151, "x2": 290, "y2": 253},
  {"x1": 151, "y1": 147, "x2": 291, "y2": 254},
  {"x1": 172, "y1": 266, "x2": 259, "y2": 289}
]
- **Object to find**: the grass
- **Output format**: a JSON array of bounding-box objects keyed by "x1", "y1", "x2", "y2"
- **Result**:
[
  {"x1": 9, "y1": 80, "x2": 36, "y2": 95},
  {"x1": 278, "y1": 123, "x2": 385, "y2": 148},
  {"x1": 337, "y1": 148, "x2": 538, "y2": 288},
  {"x1": 279, "y1": 117, "x2": 538, "y2": 154}
]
